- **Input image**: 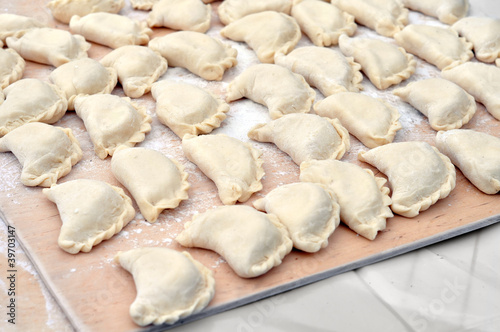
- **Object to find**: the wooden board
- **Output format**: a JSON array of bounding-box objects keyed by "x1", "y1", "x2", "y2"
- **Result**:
[{"x1": 2, "y1": 1, "x2": 500, "y2": 331}]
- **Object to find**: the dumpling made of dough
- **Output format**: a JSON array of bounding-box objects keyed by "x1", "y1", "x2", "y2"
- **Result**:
[
  {"x1": 441, "y1": 62, "x2": 500, "y2": 120},
  {"x1": 70, "y1": 13, "x2": 152, "y2": 49},
  {"x1": 338, "y1": 34, "x2": 416, "y2": 90},
  {"x1": 151, "y1": 80, "x2": 228, "y2": 138},
  {"x1": 43, "y1": 179, "x2": 135, "y2": 254},
  {"x1": 401, "y1": 0, "x2": 468, "y2": 25},
  {"x1": 49, "y1": 58, "x2": 117, "y2": 110},
  {"x1": 393, "y1": 78, "x2": 476, "y2": 131},
  {"x1": 314, "y1": 92, "x2": 401, "y2": 149},
  {"x1": 148, "y1": 31, "x2": 238, "y2": 81},
  {"x1": 331, "y1": 0, "x2": 408, "y2": 37},
  {"x1": 394, "y1": 24, "x2": 473, "y2": 71},
  {"x1": 253, "y1": 182, "x2": 340, "y2": 252},
  {"x1": 100, "y1": 45, "x2": 167, "y2": 98},
  {"x1": 497, "y1": 59, "x2": 500, "y2": 67},
  {"x1": 111, "y1": 147, "x2": 190, "y2": 223},
  {"x1": 300, "y1": 159, "x2": 393, "y2": 241},
  {"x1": 182, "y1": 134, "x2": 264, "y2": 205},
  {"x1": 248, "y1": 113, "x2": 350, "y2": 165},
  {"x1": 452, "y1": 17, "x2": 500, "y2": 64},
  {"x1": 218, "y1": 0, "x2": 292, "y2": 25},
  {"x1": 220, "y1": 11, "x2": 301, "y2": 64},
  {"x1": 226, "y1": 64, "x2": 315, "y2": 119},
  {"x1": 74, "y1": 94, "x2": 152, "y2": 159},
  {"x1": 358, "y1": 141, "x2": 456, "y2": 218},
  {"x1": 0, "y1": 122, "x2": 82, "y2": 187},
  {"x1": 0, "y1": 14, "x2": 45, "y2": 44},
  {"x1": 147, "y1": 0, "x2": 211, "y2": 33},
  {"x1": 436, "y1": 129, "x2": 500, "y2": 195},
  {"x1": 274, "y1": 46, "x2": 363, "y2": 96},
  {"x1": 0, "y1": 78, "x2": 67, "y2": 136},
  {"x1": 6, "y1": 28, "x2": 90, "y2": 67},
  {"x1": 130, "y1": 0, "x2": 159, "y2": 10},
  {"x1": 291, "y1": 0, "x2": 356, "y2": 47},
  {"x1": 47, "y1": 0, "x2": 125, "y2": 24},
  {"x1": 0, "y1": 48, "x2": 25, "y2": 89},
  {"x1": 176, "y1": 205, "x2": 293, "y2": 278},
  {"x1": 115, "y1": 248, "x2": 215, "y2": 326}
]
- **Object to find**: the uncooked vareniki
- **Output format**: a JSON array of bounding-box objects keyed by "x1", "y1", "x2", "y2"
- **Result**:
[
  {"x1": 393, "y1": 78, "x2": 476, "y2": 131},
  {"x1": 74, "y1": 94, "x2": 152, "y2": 159},
  {"x1": 130, "y1": 0, "x2": 159, "y2": 10},
  {"x1": 182, "y1": 134, "x2": 264, "y2": 205},
  {"x1": 401, "y1": 0, "x2": 468, "y2": 25},
  {"x1": 115, "y1": 248, "x2": 215, "y2": 326},
  {"x1": 111, "y1": 147, "x2": 190, "y2": 223},
  {"x1": 148, "y1": 31, "x2": 238, "y2": 81},
  {"x1": 151, "y1": 80, "x2": 228, "y2": 138},
  {"x1": 0, "y1": 48, "x2": 25, "y2": 89},
  {"x1": 176, "y1": 205, "x2": 293, "y2": 278},
  {"x1": 218, "y1": 0, "x2": 292, "y2": 25},
  {"x1": 253, "y1": 182, "x2": 340, "y2": 252},
  {"x1": 0, "y1": 122, "x2": 82, "y2": 187},
  {"x1": 47, "y1": 0, "x2": 125, "y2": 24},
  {"x1": 452, "y1": 17, "x2": 500, "y2": 64},
  {"x1": 220, "y1": 11, "x2": 301, "y2": 64},
  {"x1": 226, "y1": 64, "x2": 315, "y2": 119},
  {"x1": 358, "y1": 141, "x2": 456, "y2": 218},
  {"x1": 248, "y1": 113, "x2": 350, "y2": 165},
  {"x1": 43, "y1": 179, "x2": 135, "y2": 254},
  {"x1": 314, "y1": 92, "x2": 401, "y2": 149},
  {"x1": 300, "y1": 160, "x2": 392, "y2": 241},
  {"x1": 147, "y1": 0, "x2": 211, "y2": 33},
  {"x1": 274, "y1": 46, "x2": 363, "y2": 96},
  {"x1": 100, "y1": 45, "x2": 168, "y2": 98},
  {"x1": 0, "y1": 14, "x2": 45, "y2": 44}
]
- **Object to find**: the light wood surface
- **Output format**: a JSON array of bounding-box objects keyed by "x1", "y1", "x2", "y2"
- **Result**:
[{"x1": 1, "y1": 1, "x2": 500, "y2": 331}]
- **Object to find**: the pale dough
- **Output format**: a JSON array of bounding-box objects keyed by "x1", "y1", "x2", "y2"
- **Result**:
[
  {"x1": 452, "y1": 17, "x2": 500, "y2": 64},
  {"x1": 182, "y1": 134, "x2": 264, "y2": 205},
  {"x1": 0, "y1": 48, "x2": 25, "y2": 89},
  {"x1": 47, "y1": 0, "x2": 125, "y2": 24},
  {"x1": 115, "y1": 248, "x2": 215, "y2": 326},
  {"x1": 176, "y1": 205, "x2": 293, "y2": 278},
  {"x1": 151, "y1": 80, "x2": 229, "y2": 138},
  {"x1": 130, "y1": 0, "x2": 159, "y2": 10},
  {"x1": 43, "y1": 179, "x2": 135, "y2": 254},
  {"x1": 148, "y1": 31, "x2": 238, "y2": 81},
  {"x1": 147, "y1": 0, "x2": 211, "y2": 33},
  {"x1": 300, "y1": 159, "x2": 392, "y2": 241},
  {"x1": 0, "y1": 14, "x2": 45, "y2": 44},
  {"x1": 0, "y1": 122, "x2": 82, "y2": 187},
  {"x1": 218, "y1": 0, "x2": 292, "y2": 25},
  {"x1": 248, "y1": 113, "x2": 350, "y2": 165},
  {"x1": 401, "y1": 0, "x2": 468, "y2": 25}
]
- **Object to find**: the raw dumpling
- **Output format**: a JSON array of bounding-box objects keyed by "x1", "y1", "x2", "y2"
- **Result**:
[
  {"x1": 401, "y1": 0, "x2": 468, "y2": 25},
  {"x1": 148, "y1": 31, "x2": 238, "y2": 81},
  {"x1": 358, "y1": 141, "x2": 456, "y2": 218},
  {"x1": 0, "y1": 78, "x2": 67, "y2": 136},
  {"x1": 393, "y1": 78, "x2": 476, "y2": 131},
  {"x1": 70, "y1": 13, "x2": 152, "y2": 49},
  {"x1": 441, "y1": 62, "x2": 500, "y2": 120},
  {"x1": 0, "y1": 122, "x2": 82, "y2": 187},
  {"x1": 6, "y1": 28, "x2": 90, "y2": 67},
  {"x1": 220, "y1": 11, "x2": 301, "y2": 64},
  {"x1": 394, "y1": 24, "x2": 473, "y2": 71},
  {"x1": 115, "y1": 248, "x2": 215, "y2": 326},
  {"x1": 111, "y1": 147, "x2": 190, "y2": 223},
  {"x1": 0, "y1": 48, "x2": 25, "y2": 89},
  {"x1": 331, "y1": 0, "x2": 408, "y2": 37},
  {"x1": 338, "y1": 34, "x2": 416, "y2": 90},
  {"x1": 218, "y1": 0, "x2": 292, "y2": 25},
  {"x1": 49, "y1": 58, "x2": 117, "y2": 110},
  {"x1": 176, "y1": 205, "x2": 293, "y2": 278},
  {"x1": 100, "y1": 45, "x2": 168, "y2": 98},
  {"x1": 74, "y1": 94, "x2": 152, "y2": 159},
  {"x1": 147, "y1": 0, "x2": 211, "y2": 33},
  {"x1": 182, "y1": 134, "x2": 264, "y2": 205},
  {"x1": 47, "y1": 0, "x2": 125, "y2": 24},
  {"x1": 291, "y1": 0, "x2": 356, "y2": 47},
  {"x1": 253, "y1": 182, "x2": 340, "y2": 252},
  {"x1": 151, "y1": 80, "x2": 228, "y2": 138},
  {"x1": 43, "y1": 179, "x2": 135, "y2": 254},
  {"x1": 226, "y1": 64, "x2": 315, "y2": 119},
  {"x1": 248, "y1": 113, "x2": 350, "y2": 165},
  {"x1": 314, "y1": 92, "x2": 401, "y2": 148},
  {"x1": 274, "y1": 46, "x2": 363, "y2": 96},
  {"x1": 436, "y1": 129, "x2": 500, "y2": 194},
  {"x1": 300, "y1": 160, "x2": 392, "y2": 241},
  {"x1": 452, "y1": 17, "x2": 500, "y2": 64},
  {"x1": 0, "y1": 14, "x2": 45, "y2": 43},
  {"x1": 130, "y1": 0, "x2": 159, "y2": 10}
]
